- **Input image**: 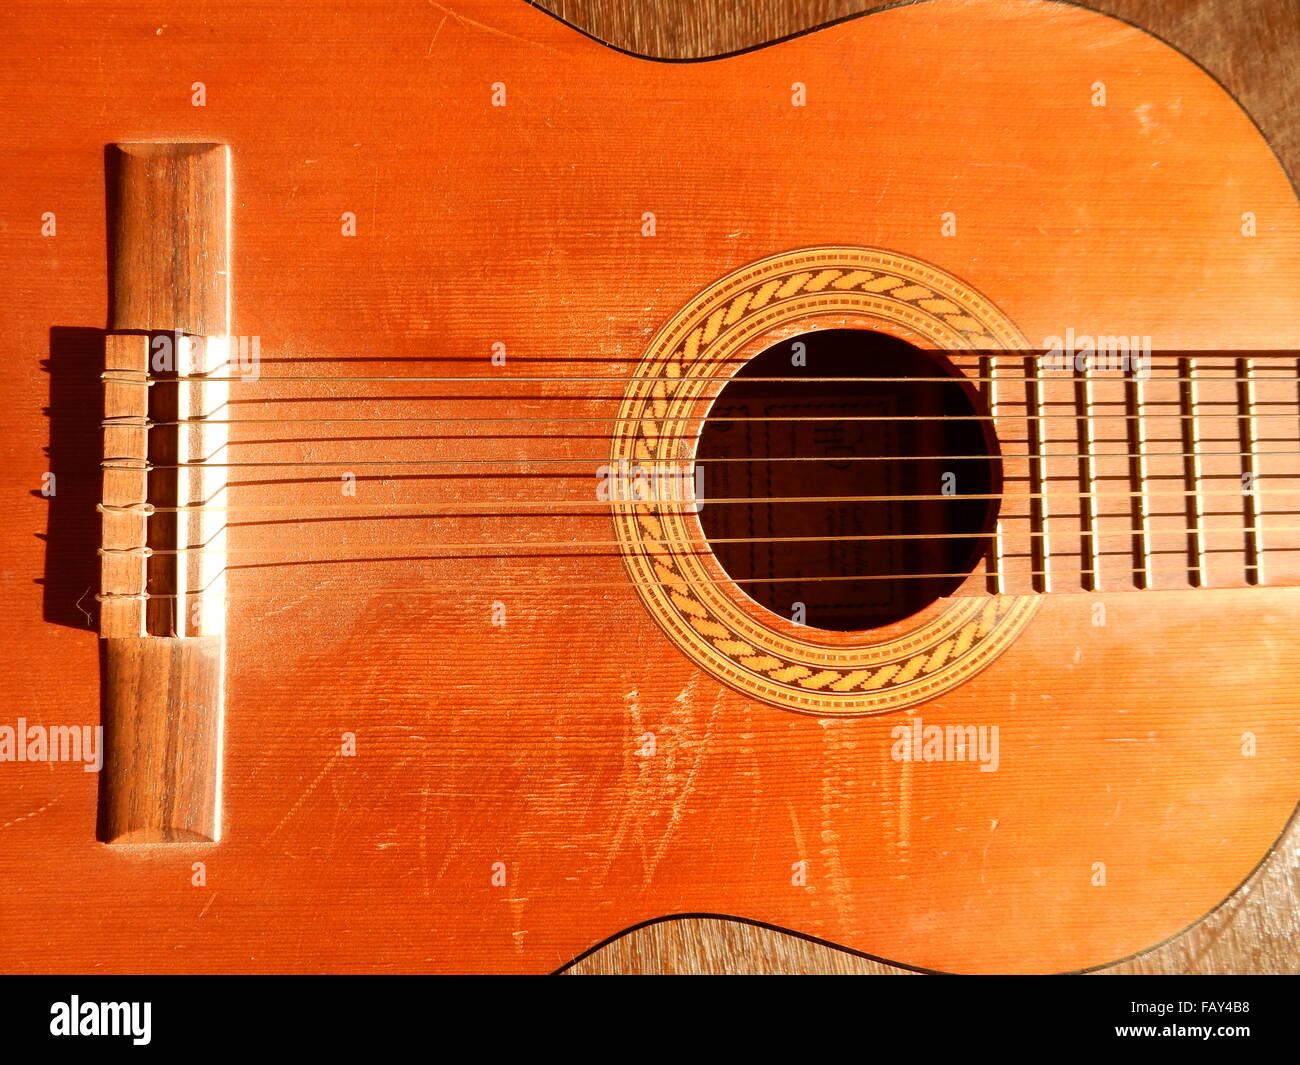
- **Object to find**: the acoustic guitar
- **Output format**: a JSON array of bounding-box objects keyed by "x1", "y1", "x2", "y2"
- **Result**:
[{"x1": 1, "y1": 0, "x2": 1297, "y2": 976}]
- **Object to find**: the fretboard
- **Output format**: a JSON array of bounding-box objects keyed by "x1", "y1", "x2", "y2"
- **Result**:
[{"x1": 968, "y1": 352, "x2": 1300, "y2": 594}]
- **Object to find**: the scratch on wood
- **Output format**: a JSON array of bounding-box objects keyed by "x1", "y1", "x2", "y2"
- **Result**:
[
  {"x1": 785, "y1": 798, "x2": 807, "y2": 873},
  {"x1": 425, "y1": 0, "x2": 562, "y2": 54},
  {"x1": 427, "y1": 13, "x2": 448, "y2": 56},
  {"x1": 0, "y1": 798, "x2": 58, "y2": 830},
  {"x1": 418, "y1": 788, "x2": 430, "y2": 896},
  {"x1": 643, "y1": 681, "x2": 722, "y2": 885},
  {"x1": 980, "y1": 818, "x2": 999, "y2": 885},
  {"x1": 268, "y1": 757, "x2": 339, "y2": 837},
  {"x1": 819, "y1": 721, "x2": 853, "y2": 923}
]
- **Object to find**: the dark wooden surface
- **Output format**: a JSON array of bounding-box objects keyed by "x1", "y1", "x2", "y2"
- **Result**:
[
  {"x1": 544, "y1": 0, "x2": 1300, "y2": 975},
  {"x1": 99, "y1": 637, "x2": 224, "y2": 843}
]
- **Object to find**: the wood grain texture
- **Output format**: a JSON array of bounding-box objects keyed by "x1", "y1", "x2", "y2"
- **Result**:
[
  {"x1": 546, "y1": 0, "x2": 1300, "y2": 976},
  {"x1": 108, "y1": 143, "x2": 230, "y2": 336},
  {"x1": 0, "y1": 0, "x2": 1296, "y2": 974},
  {"x1": 98, "y1": 636, "x2": 224, "y2": 843}
]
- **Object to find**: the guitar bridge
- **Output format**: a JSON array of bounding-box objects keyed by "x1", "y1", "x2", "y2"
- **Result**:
[{"x1": 96, "y1": 143, "x2": 231, "y2": 844}]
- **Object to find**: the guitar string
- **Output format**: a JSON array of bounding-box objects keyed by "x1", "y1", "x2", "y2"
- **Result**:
[
  {"x1": 104, "y1": 372, "x2": 1300, "y2": 384},
  {"x1": 100, "y1": 363, "x2": 1300, "y2": 422},
  {"x1": 105, "y1": 412, "x2": 1300, "y2": 427},
  {"x1": 102, "y1": 347, "x2": 1300, "y2": 370},
  {"x1": 102, "y1": 524, "x2": 1300, "y2": 558},
  {"x1": 107, "y1": 449, "x2": 1300, "y2": 469},
  {"x1": 94, "y1": 558, "x2": 1288, "y2": 602},
  {"x1": 239, "y1": 355, "x2": 1300, "y2": 361},
  {"x1": 97, "y1": 487, "x2": 1300, "y2": 513}
]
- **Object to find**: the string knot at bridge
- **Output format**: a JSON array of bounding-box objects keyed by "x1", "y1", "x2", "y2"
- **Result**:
[{"x1": 98, "y1": 501, "x2": 156, "y2": 515}]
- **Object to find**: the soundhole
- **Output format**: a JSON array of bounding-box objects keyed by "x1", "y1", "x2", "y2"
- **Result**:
[{"x1": 696, "y1": 329, "x2": 1001, "y2": 631}]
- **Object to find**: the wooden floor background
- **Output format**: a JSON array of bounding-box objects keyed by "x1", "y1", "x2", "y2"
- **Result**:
[{"x1": 539, "y1": 0, "x2": 1300, "y2": 975}]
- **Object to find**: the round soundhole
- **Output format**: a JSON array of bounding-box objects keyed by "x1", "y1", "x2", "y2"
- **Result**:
[{"x1": 695, "y1": 329, "x2": 1001, "y2": 632}]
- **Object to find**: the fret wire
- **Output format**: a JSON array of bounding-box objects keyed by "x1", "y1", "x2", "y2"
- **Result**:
[
  {"x1": 983, "y1": 354, "x2": 1005, "y2": 593},
  {"x1": 1026, "y1": 355, "x2": 1051, "y2": 592},
  {"x1": 1127, "y1": 368, "x2": 1153, "y2": 588},
  {"x1": 1239, "y1": 357, "x2": 1262, "y2": 584},
  {"x1": 1181, "y1": 360, "x2": 1207, "y2": 585},
  {"x1": 1077, "y1": 364, "x2": 1100, "y2": 590}
]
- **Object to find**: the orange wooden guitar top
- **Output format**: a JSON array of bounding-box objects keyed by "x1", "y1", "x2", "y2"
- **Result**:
[{"x1": 0, "y1": 0, "x2": 1296, "y2": 973}]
